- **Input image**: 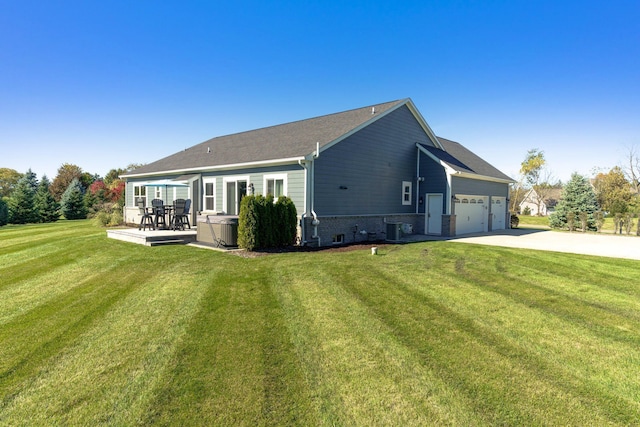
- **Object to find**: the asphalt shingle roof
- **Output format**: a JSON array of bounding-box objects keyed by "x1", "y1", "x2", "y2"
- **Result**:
[
  {"x1": 126, "y1": 99, "x2": 407, "y2": 176},
  {"x1": 421, "y1": 137, "x2": 514, "y2": 182}
]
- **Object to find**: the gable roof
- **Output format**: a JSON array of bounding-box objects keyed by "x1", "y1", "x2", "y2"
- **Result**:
[
  {"x1": 521, "y1": 188, "x2": 563, "y2": 206},
  {"x1": 124, "y1": 99, "x2": 439, "y2": 177},
  {"x1": 418, "y1": 137, "x2": 514, "y2": 183}
]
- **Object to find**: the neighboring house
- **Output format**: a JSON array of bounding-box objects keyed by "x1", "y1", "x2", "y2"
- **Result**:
[
  {"x1": 519, "y1": 188, "x2": 562, "y2": 216},
  {"x1": 121, "y1": 98, "x2": 514, "y2": 246}
]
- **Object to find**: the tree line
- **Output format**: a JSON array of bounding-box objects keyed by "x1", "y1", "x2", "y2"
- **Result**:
[
  {"x1": 0, "y1": 164, "x2": 136, "y2": 227},
  {"x1": 510, "y1": 148, "x2": 640, "y2": 233}
]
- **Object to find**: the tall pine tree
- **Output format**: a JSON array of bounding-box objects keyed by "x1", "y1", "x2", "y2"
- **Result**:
[
  {"x1": 550, "y1": 173, "x2": 599, "y2": 231},
  {"x1": 7, "y1": 170, "x2": 39, "y2": 224},
  {"x1": 60, "y1": 178, "x2": 88, "y2": 220},
  {"x1": 35, "y1": 175, "x2": 60, "y2": 222}
]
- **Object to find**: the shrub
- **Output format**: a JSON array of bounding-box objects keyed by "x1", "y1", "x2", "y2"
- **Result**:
[
  {"x1": 522, "y1": 206, "x2": 531, "y2": 216},
  {"x1": 578, "y1": 212, "x2": 588, "y2": 232},
  {"x1": 510, "y1": 214, "x2": 519, "y2": 228},
  {"x1": 92, "y1": 203, "x2": 123, "y2": 227},
  {"x1": 276, "y1": 195, "x2": 298, "y2": 246},
  {"x1": 594, "y1": 211, "x2": 605, "y2": 232},
  {"x1": 238, "y1": 195, "x2": 259, "y2": 250},
  {"x1": 238, "y1": 194, "x2": 298, "y2": 251},
  {"x1": 566, "y1": 212, "x2": 576, "y2": 232},
  {"x1": 624, "y1": 213, "x2": 634, "y2": 235}
]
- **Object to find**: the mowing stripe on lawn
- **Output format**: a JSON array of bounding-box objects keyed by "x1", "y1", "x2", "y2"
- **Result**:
[
  {"x1": 270, "y1": 254, "x2": 485, "y2": 426},
  {"x1": 324, "y1": 246, "x2": 638, "y2": 423},
  {"x1": 144, "y1": 262, "x2": 317, "y2": 426}
]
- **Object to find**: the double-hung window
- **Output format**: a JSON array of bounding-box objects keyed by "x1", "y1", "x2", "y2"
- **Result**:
[
  {"x1": 203, "y1": 178, "x2": 216, "y2": 211},
  {"x1": 264, "y1": 174, "x2": 287, "y2": 198},
  {"x1": 402, "y1": 181, "x2": 412, "y2": 205},
  {"x1": 133, "y1": 185, "x2": 146, "y2": 205}
]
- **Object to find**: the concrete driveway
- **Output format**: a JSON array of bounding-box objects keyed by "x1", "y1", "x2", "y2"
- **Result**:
[{"x1": 447, "y1": 228, "x2": 640, "y2": 261}]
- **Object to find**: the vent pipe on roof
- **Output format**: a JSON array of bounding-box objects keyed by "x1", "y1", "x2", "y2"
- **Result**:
[
  {"x1": 372, "y1": 107, "x2": 375, "y2": 114},
  {"x1": 207, "y1": 147, "x2": 211, "y2": 153}
]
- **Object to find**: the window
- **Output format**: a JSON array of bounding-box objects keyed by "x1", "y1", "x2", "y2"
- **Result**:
[
  {"x1": 154, "y1": 187, "x2": 162, "y2": 199},
  {"x1": 133, "y1": 185, "x2": 146, "y2": 205},
  {"x1": 402, "y1": 181, "x2": 412, "y2": 205},
  {"x1": 223, "y1": 176, "x2": 249, "y2": 215},
  {"x1": 203, "y1": 178, "x2": 216, "y2": 211},
  {"x1": 263, "y1": 174, "x2": 288, "y2": 198},
  {"x1": 332, "y1": 234, "x2": 344, "y2": 244}
]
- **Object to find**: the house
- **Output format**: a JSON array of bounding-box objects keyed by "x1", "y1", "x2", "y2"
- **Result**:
[
  {"x1": 519, "y1": 188, "x2": 562, "y2": 216},
  {"x1": 121, "y1": 99, "x2": 514, "y2": 246}
]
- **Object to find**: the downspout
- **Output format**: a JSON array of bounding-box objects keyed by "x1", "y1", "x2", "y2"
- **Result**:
[
  {"x1": 416, "y1": 146, "x2": 421, "y2": 214},
  {"x1": 298, "y1": 159, "x2": 308, "y2": 246},
  {"x1": 310, "y1": 142, "x2": 320, "y2": 247}
]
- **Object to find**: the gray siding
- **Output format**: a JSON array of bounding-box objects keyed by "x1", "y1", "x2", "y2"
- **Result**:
[
  {"x1": 417, "y1": 156, "x2": 448, "y2": 214},
  {"x1": 200, "y1": 164, "x2": 305, "y2": 215},
  {"x1": 314, "y1": 105, "x2": 435, "y2": 216},
  {"x1": 451, "y1": 176, "x2": 509, "y2": 197}
]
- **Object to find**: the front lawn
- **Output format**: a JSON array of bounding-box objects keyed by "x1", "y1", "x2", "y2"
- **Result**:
[{"x1": 1, "y1": 221, "x2": 640, "y2": 425}]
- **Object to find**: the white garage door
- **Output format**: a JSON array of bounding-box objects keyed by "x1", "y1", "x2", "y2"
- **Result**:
[
  {"x1": 455, "y1": 195, "x2": 488, "y2": 235},
  {"x1": 491, "y1": 197, "x2": 506, "y2": 230}
]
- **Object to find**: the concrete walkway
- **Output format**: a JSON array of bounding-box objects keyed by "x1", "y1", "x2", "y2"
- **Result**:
[{"x1": 443, "y1": 228, "x2": 640, "y2": 261}]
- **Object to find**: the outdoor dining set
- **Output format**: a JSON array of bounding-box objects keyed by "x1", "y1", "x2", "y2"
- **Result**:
[{"x1": 136, "y1": 198, "x2": 191, "y2": 231}]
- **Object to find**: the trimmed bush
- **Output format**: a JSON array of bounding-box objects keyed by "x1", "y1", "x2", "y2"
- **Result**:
[
  {"x1": 510, "y1": 214, "x2": 519, "y2": 228},
  {"x1": 276, "y1": 195, "x2": 298, "y2": 246},
  {"x1": 238, "y1": 195, "x2": 259, "y2": 250},
  {"x1": 238, "y1": 194, "x2": 298, "y2": 251}
]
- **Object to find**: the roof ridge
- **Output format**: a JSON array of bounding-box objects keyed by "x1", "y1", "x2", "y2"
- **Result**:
[{"x1": 201, "y1": 99, "x2": 407, "y2": 143}]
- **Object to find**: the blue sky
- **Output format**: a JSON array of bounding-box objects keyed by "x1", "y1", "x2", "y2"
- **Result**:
[{"x1": 1, "y1": 1, "x2": 639, "y2": 183}]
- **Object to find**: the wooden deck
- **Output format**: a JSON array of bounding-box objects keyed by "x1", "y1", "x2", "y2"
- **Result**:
[{"x1": 106, "y1": 227, "x2": 197, "y2": 246}]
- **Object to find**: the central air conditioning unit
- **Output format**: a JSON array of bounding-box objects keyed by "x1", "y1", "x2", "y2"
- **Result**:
[{"x1": 386, "y1": 222, "x2": 403, "y2": 242}]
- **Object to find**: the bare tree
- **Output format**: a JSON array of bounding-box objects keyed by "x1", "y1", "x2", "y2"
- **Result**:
[
  {"x1": 519, "y1": 149, "x2": 560, "y2": 216},
  {"x1": 623, "y1": 145, "x2": 640, "y2": 195}
]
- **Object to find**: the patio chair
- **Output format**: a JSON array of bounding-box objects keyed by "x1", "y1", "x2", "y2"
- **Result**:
[
  {"x1": 136, "y1": 199, "x2": 155, "y2": 231},
  {"x1": 171, "y1": 199, "x2": 187, "y2": 231},
  {"x1": 151, "y1": 199, "x2": 166, "y2": 229},
  {"x1": 174, "y1": 198, "x2": 191, "y2": 229}
]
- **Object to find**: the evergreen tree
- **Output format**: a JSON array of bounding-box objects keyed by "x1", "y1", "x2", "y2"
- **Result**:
[
  {"x1": 550, "y1": 173, "x2": 599, "y2": 231},
  {"x1": 7, "y1": 171, "x2": 39, "y2": 224},
  {"x1": 34, "y1": 175, "x2": 60, "y2": 222},
  {"x1": 60, "y1": 178, "x2": 88, "y2": 220},
  {"x1": 0, "y1": 198, "x2": 8, "y2": 226}
]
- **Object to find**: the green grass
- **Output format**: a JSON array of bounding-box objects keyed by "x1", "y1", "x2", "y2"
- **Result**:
[{"x1": 2, "y1": 221, "x2": 640, "y2": 425}]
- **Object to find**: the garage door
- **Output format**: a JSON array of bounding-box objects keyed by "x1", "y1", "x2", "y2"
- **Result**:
[
  {"x1": 491, "y1": 197, "x2": 506, "y2": 230},
  {"x1": 455, "y1": 195, "x2": 488, "y2": 235}
]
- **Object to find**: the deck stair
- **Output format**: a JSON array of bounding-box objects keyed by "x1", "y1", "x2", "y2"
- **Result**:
[{"x1": 107, "y1": 227, "x2": 197, "y2": 247}]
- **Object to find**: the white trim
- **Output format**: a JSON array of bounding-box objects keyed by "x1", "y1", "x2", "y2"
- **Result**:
[
  {"x1": 120, "y1": 157, "x2": 305, "y2": 179},
  {"x1": 263, "y1": 173, "x2": 288, "y2": 198},
  {"x1": 202, "y1": 177, "x2": 216, "y2": 212},
  {"x1": 222, "y1": 175, "x2": 250, "y2": 215},
  {"x1": 402, "y1": 181, "x2": 412, "y2": 206},
  {"x1": 452, "y1": 171, "x2": 514, "y2": 184},
  {"x1": 132, "y1": 184, "x2": 147, "y2": 206},
  {"x1": 425, "y1": 193, "x2": 444, "y2": 235}
]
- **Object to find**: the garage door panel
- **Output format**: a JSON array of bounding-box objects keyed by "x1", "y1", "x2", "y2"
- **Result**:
[{"x1": 455, "y1": 195, "x2": 487, "y2": 235}]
